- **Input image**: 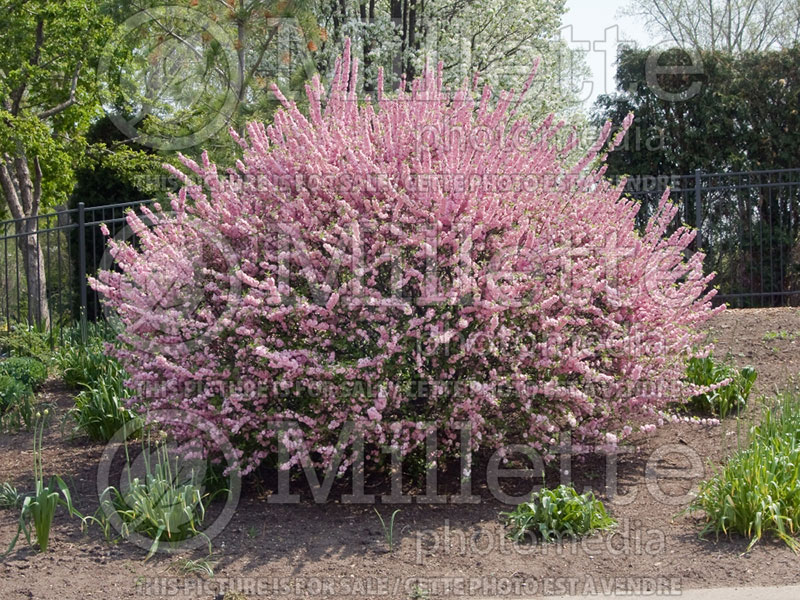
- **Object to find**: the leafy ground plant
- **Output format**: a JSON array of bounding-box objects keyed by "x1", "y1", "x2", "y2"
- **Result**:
[
  {"x1": 67, "y1": 368, "x2": 139, "y2": 442},
  {"x1": 2, "y1": 410, "x2": 82, "y2": 557},
  {"x1": 502, "y1": 484, "x2": 616, "y2": 543},
  {"x1": 0, "y1": 357, "x2": 48, "y2": 390},
  {"x1": 0, "y1": 482, "x2": 21, "y2": 509},
  {"x1": 95, "y1": 435, "x2": 217, "y2": 559},
  {"x1": 0, "y1": 322, "x2": 52, "y2": 362},
  {"x1": 0, "y1": 374, "x2": 35, "y2": 431},
  {"x1": 685, "y1": 355, "x2": 757, "y2": 418},
  {"x1": 687, "y1": 391, "x2": 800, "y2": 552},
  {"x1": 56, "y1": 342, "x2": 115, "y2": 389}
]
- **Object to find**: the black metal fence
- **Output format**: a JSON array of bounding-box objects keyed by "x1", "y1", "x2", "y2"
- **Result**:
[
  {"x1": 625, "y1": 168, "x2": 800, "y2": 308},
  {"x1": 0, "y1": 167, "x2": 798, "y2": 337},
  {"x1": 0, "y1": 200, "x2": 151, "y2": 335}
]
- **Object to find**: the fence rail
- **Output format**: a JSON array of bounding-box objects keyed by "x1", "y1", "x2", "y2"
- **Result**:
[
  {"x1": 625, "y1": 168, "x2": 800, "y2": 308},
  {"x1": 0, "y1": 200, "x2": 151, "y2": 335},
  {"x1": 0, "y1": 166, "x2": 798, "y2": 337}
]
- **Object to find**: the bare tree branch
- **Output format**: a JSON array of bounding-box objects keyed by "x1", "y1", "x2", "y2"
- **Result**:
[
  {"x1": 37, "y1": 62, "x2": 81, "y2": 119},
  {"x1": 0, "y1": 155, "x2": 24, "y2": 220},
  {"x1": 623, "y1": 0, "x2": 799, "y2": 52},
  {"x1": 32, "y1": 155, "x2": 41, "y2": 218}
]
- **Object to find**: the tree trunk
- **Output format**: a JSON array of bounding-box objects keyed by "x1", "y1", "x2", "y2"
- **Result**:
[
  {"x1": 0, "y1": 153, "x2": 50, "y2": 329},
  {"x1": 17, "y1": 224, "x2": 50, "y2": 328},
  {"x1": 406, "y1": 0, "x2": 417, "y2": 81}
]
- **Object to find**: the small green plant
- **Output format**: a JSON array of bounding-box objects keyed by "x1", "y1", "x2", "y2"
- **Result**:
[
  {"x1": 67, "y1": 370, "x2": 139, "y2": 442},
  {"x1": 762, "y1": 330, "x2": 798, "y2": 341},
  {"x1": 501, "y1": 484, "x2": 616, "y2": 543},
  {"x1": 0, "y1": 482, "x2": 21, "y2": 509},
  {"x1": 246, "y1": 525, "x2": 258, "y2": 539},
  {"x1": 2, "y1": 410, "x2": 82, "y2": 557},
  {"x1": 96, "y1": 435, "x2": 217, "y2": 559},
  {"x1": 0, "y1": 322, "x2": 52, "y2": 362},
  {"x1": 685, "y1": 354, "x2": 757, "y2": 418},
  {"x1": 409, "y1": 585, "x2": 431, "y2": 599},
  {"x1": 169, "y1": 555, "x2": 215, "y2": 578},
  {"x1": 687, "y1": 391, "x2": 800, "y2": 552},
  {"x1": 0, "y1": 374, "x2": 35, "y2": 431},
  {"x1": 0, "y1": 357, "x2": 48, "y2": 390},
  {"x1": 374, "y1": 508, "x2": 401, "y2": 551}
]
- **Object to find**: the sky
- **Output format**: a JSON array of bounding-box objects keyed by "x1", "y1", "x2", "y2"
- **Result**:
[{"x1": 562, "y1": 0, "x2": 658, "y2": 107}]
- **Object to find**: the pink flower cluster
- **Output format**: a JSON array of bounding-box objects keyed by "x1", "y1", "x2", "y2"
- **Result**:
[{"x1": 92, "y1": 41, "x2": 722, "y2": 475}]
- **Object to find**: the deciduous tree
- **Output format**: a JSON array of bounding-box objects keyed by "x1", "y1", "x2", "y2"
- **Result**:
[{"x1": 0, "y1": 0, "x2": 111, "y2": 327}]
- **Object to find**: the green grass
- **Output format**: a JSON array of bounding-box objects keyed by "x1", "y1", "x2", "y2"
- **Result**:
[
  {"x1": 56, "y1": 342, "x2": 115, "y2": 390},
  {"x1": 169, "y1": 556, "x2": 215, "y2": 578},
  {"x1": 67, "y1": 368, "x2": 140, "y2": 442},
  {"x1": 685, "y1": 354, "x2": 757, "y2": 418},
  {"x1": 501, "y1": 484, "x2": 616, "y2": 543},
  {"x1": 687, "y1": 391, "x2": 800, "y2": 552},
  {"x1": 57, "y1": 330, "x2": 140, "y2": 442}
]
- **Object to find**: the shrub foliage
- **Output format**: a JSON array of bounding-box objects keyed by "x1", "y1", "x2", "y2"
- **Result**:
[
  {"x1": 0, "y1": 357, "x2": 48, "y2": 391},
  {"x1": 93, "y1": 42, "x2": 721, "y2": 475}
]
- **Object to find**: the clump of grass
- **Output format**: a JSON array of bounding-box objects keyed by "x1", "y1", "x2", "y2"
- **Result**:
[
  {"x1": 57, "y1": 330, "x2": 140, "y2": 442},
  {"x1": 168, "y1": 555, "x2": 215, "y2": 578},
  {"x1": 501, "y1": 484, "x2": 616, "y2": 543},
  {"x1": 56, "y1": 342, "x2": 114, "y2": 390},
  {"x1": 687, "y1": 391, "x2": 800, "y2": 552},
  {"x1": 0, "y1": 482, "x2": 21, "y2": 509},
  {"x1": 685, "y1": 354, "x2": 757, "y2": 418}
]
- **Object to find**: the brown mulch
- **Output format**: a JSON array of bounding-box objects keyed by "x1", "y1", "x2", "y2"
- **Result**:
[{"x1": 1, "y1": 308, "x2": 800, "y2": 600}]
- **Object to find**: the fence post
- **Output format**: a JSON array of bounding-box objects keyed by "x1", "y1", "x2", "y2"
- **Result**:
[
  {"x1": 694, "y1": 169, "x2": 703, "y2": 250},
  {"x1": 77, "y1": 202, "x2": 88, "y2": 344}
]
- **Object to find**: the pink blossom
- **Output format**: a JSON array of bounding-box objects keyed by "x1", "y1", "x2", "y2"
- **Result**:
[{"x1": 91, "y1": 39, "x2": 721, "y2": 475}]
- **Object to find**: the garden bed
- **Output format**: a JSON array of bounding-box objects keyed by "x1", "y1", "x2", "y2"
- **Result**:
[{"x1": 1, "y1": 307, "x2": 800, "y2": 600}]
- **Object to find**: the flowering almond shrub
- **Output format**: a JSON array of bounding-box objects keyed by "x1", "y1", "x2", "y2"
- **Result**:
[{"x1": 92, "y1": 41, "x2": 722, "y2": 475}]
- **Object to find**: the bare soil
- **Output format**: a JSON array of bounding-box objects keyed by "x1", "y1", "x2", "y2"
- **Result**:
[{"x1": 2, "y1": 308, "x2": 800, "y2": 600}]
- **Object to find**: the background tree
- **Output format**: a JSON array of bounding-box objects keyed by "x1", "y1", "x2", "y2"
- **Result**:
[
  {"x1": 594, "y1": 45, "x2": 800, "y2": 304},
  {"x1": 622, "y1": 0, "x2": 800, "y2": 53},
  {"x1": 0, "y1": 0, "x2": 112, "y2": 327},
  {"x1": 68, "y1": 116, "x2": 170, "y2": 322},
  {"x1": 312, "y1": 0, "x2": 589, "y2": 121},
  {"x1": 593, "y1": 46, "x2": 800, "y2": 217},
  {"x1": 98, "y1": 0, "x2": 320, "y2": 164}
]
